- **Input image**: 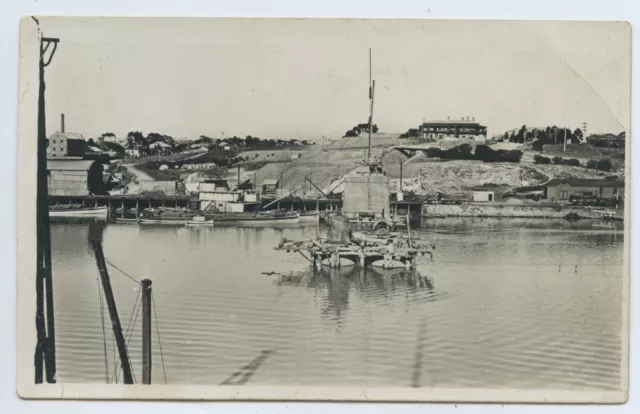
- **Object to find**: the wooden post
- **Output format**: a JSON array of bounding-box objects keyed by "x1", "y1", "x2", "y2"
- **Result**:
[
  {"x1": 367, "y1": 49, "x2": 375, "y2": 162},
  {"x1": 141, "y1": 279, "x2": 152, "y2": 385},
  {"x1": 35, "y1": 33, "x2": 61, "y2": 384},
  {"x1": 91, "y1": 238, "x2": 134, "y2": 384},
  {"x1": 135, "y1": 199, "x2": 139, "y2": 217}
]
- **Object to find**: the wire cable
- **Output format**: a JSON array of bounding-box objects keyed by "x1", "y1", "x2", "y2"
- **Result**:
[
  {"x1": 152, "y1": 292, "x2": 168, "y2": 385},
  {"x1": 96, "y1": 271, "x2": 110, "y2": 384},
  {"x1": 104, "y1": 258, "x2": 142, "y2": 285}
]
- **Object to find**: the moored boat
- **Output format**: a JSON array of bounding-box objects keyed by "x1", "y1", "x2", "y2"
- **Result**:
[
  {"x1": 299, "y1": 210, "x2": 320, "y2": 223},
  {"x1": 114, "y1": 217, "x2": 140, "y2": 224},
  {"x1": 49, "y1": 205, "x2": 109, "y2": 219},
  {"x1": 186, "y1": 216, "x2": 215, "y2": 226},
  {"x1": 139, "y1": 216, "x2": 214, "y2": 226},
  {"x1": 213, "y1": 211, "x2": 300, "y2": 226}
]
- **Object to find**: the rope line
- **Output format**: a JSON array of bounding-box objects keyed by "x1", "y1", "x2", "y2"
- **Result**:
[
  {"x1": 152, "y1": 292, "x2": 168, "y2": 385},
  {"x1": 125, "y1": 298, "x2": 141, "y2": 385},
  {"x1": 104, "y1": 258, "x2": 142, "y2": 285},
  {"x1": 96, "y1": 271, "x2": 110, "y2": 384},
  {"x1": 110, "y1": 286, "x2": 141, "y2": 384},
  {"x1": 111, "y1": 325, "x2": 117, "y2": 384}
]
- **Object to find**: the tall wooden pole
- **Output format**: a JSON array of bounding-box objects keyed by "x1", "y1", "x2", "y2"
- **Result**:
[
  {"x1": 35, "y1": 25, "x2": 60, "y2": 384},
  {"x1": 141, "y1": 279, "x2": 152, "y2": 385},
  {"x1": 367, "y1": 49, "x2": 375, "y2": 162},
  {"x1": 90, "y1": 238, "x2": 134, "y2": 384}
]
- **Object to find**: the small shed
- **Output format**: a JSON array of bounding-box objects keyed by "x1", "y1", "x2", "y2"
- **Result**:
[
  {"x1": 343, "y1": 174, "x2": 390, "y2": 218},
  {"x1": 200, "y1": 180, "x2": 230, "y2": 193},
  {"x1": 261, "y1": 179, "x2": 279, "y2": 198},
  {"x1": 473, "y1": 191, "x2": 495, "y2": 202}
]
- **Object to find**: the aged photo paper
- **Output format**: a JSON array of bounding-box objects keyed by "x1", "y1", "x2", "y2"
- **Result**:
[{"x1": 16, "y1": 17, "x2": 630, "y2": 402}]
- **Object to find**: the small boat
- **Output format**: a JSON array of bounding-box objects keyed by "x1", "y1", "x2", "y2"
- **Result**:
[
  {"x1": 186, "y1": 216, "x2": 214, "y2": 226},
  {"x1": 213, "y1": 211, "x2": 300, "y2": 226},
  {"x1": 114, "y1": 217, "x2": 140, "y2": 224},
  {"x1": 299, "y1": 211, "x2": 320, "y2": 223},
  {"x1": 49, "y1": 206, "x2": 109, "y2": 219},
  {"x1": 139, "y1": 215, "x2": 213, "y2": 226}
]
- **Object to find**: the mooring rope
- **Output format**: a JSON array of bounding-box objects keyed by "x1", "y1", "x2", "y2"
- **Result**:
[
  {"x1": 101, "y1": 257, "x2": 167, "y2": 384},
  {"x1": 104, "y1": 258, "x2": 142, "y2": 285},
  {"x1": 110, "y1": 285, "x2": 141, "y2": 384},
  {"x1": 152, "y1": 292, "x2": 168, "y2": 385},
  {"x1": 96, "y1": 270, "x2": 110, "y2": 384}
]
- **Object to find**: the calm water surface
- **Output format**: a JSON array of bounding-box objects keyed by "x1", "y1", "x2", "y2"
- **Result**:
[{"x1": 50, "y1": 218, "x2": 624, "y2": 390}]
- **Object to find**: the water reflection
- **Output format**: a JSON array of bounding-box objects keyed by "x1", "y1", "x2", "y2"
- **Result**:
[
  {"x1": 275, "y1": 266, "x2": 436, "y2": 322},
  {"x1": 49, "y1": 218, "x2": 624, "y2": 389}
]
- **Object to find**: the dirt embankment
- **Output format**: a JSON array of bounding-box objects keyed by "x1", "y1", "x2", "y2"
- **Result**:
[{"x1": 380, "y1": 156, "x2": 547, "y2": 193}]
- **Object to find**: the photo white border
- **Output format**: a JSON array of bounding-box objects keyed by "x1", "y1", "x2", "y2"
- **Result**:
[{"x1": 2, "y1": 0, "x2": 639, "y2": 412}]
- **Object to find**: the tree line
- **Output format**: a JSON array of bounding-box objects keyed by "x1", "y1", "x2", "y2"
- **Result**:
[
  {"x1": 343, "y1": 123, "x2": 379, "y2": 138},
  {"x1": 504, "y1": 125, "x2": 583, "y2": 147},
  {"x1": 88, "y1": 131, "x2": 312, "y2": 157},
  {"x1": 426, "y1": 143, "x2": 523, "y2": 163},
  {"x1": 534, "y1": 154, "x2": 613, "y2": 172}
]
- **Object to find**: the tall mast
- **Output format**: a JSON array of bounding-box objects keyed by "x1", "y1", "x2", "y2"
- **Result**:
[
  {"x1": 34, "y1": 16, "x2": 60, "y2": 384},
  {"x1": 367, "y1": 49, "x2": 375, "y2": 162}
]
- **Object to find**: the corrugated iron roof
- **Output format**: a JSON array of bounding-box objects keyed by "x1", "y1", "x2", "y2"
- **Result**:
[
  {"x1": 47, "y1": 159, "x2": 100, "y2": 171},
  {"x1": 545, "y1": 178, "x2": 625, "y2": 188},
  {"x1": 49, "y1": 131, "x2": 85, "y2": 140}
]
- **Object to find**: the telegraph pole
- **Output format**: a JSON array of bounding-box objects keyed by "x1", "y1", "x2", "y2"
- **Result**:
[{"x1": 33, "y1": 16, "x2": 60, "y2": 384}]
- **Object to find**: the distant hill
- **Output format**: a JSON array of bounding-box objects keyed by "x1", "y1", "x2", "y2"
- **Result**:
[{"x1": 326, "y1": 133, "x2": 401, "y2": 150}]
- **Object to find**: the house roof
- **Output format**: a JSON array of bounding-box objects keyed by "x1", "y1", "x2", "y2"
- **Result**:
[
  {"x1": 422, "y1": 120, "x2": 484, "y2": 127},
  {"x1": 545, "y1": 178, "x2": 625, "y2": 188},
  {"x1": 263, "y1": 179, "x2": 279, "y2": 185},
  {"x1": 47, "y1": 159, "x2": 101, "y2": 171},
  {"x1": 49, "y1": 131, "x2": 85, "y2": 140},
  {"x1": 237, "y1": 179, "x2": 254, "y2": 190},
  {"x1": 150, "y1": 141, "x2": 172, "y2": 148},
  {"x1": 202, "y1": 179, "x2": 229, "y2": 187}
]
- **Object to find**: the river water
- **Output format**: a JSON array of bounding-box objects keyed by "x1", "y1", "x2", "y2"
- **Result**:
[{"x1": 50, "y1": 218, "x2": 625, "y2": 391}]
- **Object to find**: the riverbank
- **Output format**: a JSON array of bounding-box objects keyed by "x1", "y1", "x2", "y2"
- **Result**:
[{"x1": 422, "y1": 202, "x2": 621, "y2": 220}]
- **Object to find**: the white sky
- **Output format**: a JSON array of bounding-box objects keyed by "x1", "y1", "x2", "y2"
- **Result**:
[{"x1": 28, "y1": 17, "x2": 631, "y2": 141}]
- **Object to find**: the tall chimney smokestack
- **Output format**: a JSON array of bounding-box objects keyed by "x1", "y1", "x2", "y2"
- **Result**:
[{"x1": 61, "y1": 113, "x2": 65, "y2": 133}]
